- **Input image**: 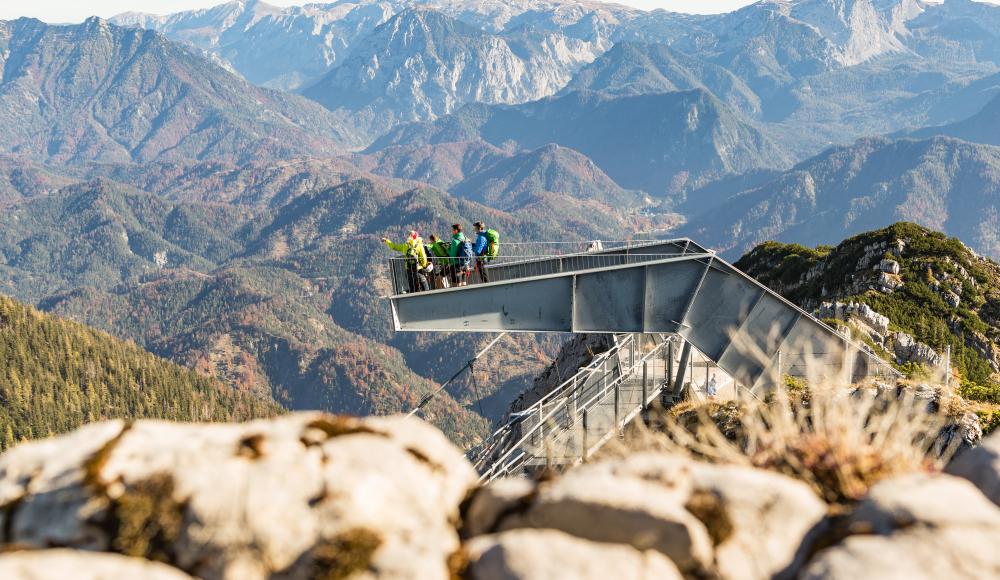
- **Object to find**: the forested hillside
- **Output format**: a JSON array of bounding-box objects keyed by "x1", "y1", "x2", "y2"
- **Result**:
[
  {"x1": 0, "y1": 294, "x2": 281, "y2": 449},
  {"x1": 737, "y1": 223, "x2": 1000, "y2": 403}
]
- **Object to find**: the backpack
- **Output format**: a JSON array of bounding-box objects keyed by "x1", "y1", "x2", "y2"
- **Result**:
[{"x1": 484, "y1": 229, "x2": 500, "y2": 260}]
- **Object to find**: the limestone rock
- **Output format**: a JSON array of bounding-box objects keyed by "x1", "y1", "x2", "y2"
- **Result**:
[
  {"x1": 802, "y1": 474, "x2": 1000, "y2": 579},
  {"x1": 876, "y1": 271, "x2": 903, "y2": 293},
  {"x1": 946, "y1": 430, "x2": 1000, "y2": 507},
  {"x1": 472, "y1": 453, "x2": 827, "y2": 579},
  {"x1": 891, "y1": 332, "x2": 943, "y2": 367},
  {"x1": 491, "y1": 454, "x2": 713, "y2": 574},
  {"x1": 687, "y1": 462, "x2": 827, "y2": 580},
  {"x1": 876, "y1": 259, "x2": 901, "y2": 275},
  {"x1": 943, "y1": 289, "x2": 961, "y2": 308},
  {"x1": 817, "y1": 301, "x2": 890, "y2": 335},
  {"x1": 462, "y1": 477, "x2": 535, "y2": 538},
  {"x1": 0, "y1": 413, "x2": 477, "y2": 580},
  {"x1": 463, "y1": 529, "x2": 683, "y2": 579},
  {"x1": 0, "y1": 549, "x2": 194, "y2": 580}
]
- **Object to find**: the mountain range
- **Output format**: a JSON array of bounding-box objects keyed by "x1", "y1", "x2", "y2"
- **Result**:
[
  {"x1": 371, "y1": 89, "x2": 791, "y2": 195},
  {"x1": 0, "y1": 17, "x2": 358, "y2": 164},
  {"x1": 2, "y1": 0, "x2": 1000, "y2": 445},
  {"x1": 679, "y1": 135, "x2": 1000, "y2": 259}
]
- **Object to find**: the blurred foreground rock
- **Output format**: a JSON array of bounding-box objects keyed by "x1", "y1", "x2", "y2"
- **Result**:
[
  {"x1": 0, "y1": 549, "x2": 194, "y2": 580},
  {"x1": 946, "y1": 428, "x2": 1000, "y2": 506},
  {"x1": 0, "y1": 413, "x2": 474, "y2": 579},
  {"x1": 802, "y1": 474, "x2": 1000, "y2": 579},
  {"x1": 1, "y1": 414, "x2": 999, "y2": 579}
]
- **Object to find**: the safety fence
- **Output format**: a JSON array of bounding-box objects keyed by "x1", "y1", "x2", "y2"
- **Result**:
[{"x1": 388, "y1": 246, "x2": 712, "y2": 295}]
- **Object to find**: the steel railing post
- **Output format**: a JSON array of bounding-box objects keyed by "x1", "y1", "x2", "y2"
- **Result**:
[
  {"x1": 614, "y1": 379, "x2": 620, "y2": 435},
  {"x1": 642, "y1": 360, "x2": 648, "y2": 407}
]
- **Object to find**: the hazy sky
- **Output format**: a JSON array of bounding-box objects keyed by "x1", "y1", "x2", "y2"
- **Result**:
[{"x1": 0, "y1": 1, "x2": 758, "y2": 23}]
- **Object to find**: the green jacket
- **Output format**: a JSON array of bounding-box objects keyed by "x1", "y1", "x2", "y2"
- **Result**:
[
  {"x1": 448, "y1": 232, "x2": 467, "y2": 258},
  {"x1": 428, "y1": 240, "x2": 449, "y2": 258},
  {"x1": 384, "y1": 237, "x2": 428, "y2": 268}
]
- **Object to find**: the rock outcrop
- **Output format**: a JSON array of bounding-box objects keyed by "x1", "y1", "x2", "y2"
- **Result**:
[
  {"x1": 463, "y1": 529, "x2": 683, "y2": 579},
  {"x1": 802, "y1": 474, "x2": 1000, "y2": 579},
  {"x1": 462, "y1": 452, "x2": 826, "y2": 580},
  {"x1": 3, "y1": 414, "x2": 1000, "y2": 579},
  {"x1": 891, "y1": 332, "x2": 944, "y2": 368},
  {"x1": 947, "y1": 430, "x2": 1000, "y2": 506},
  {"x1": 0, "y1": 550, "x2": 195, "y2": 580},
  {"x1": 0, "y1": 413, "x2": 475, "y2": 580}
]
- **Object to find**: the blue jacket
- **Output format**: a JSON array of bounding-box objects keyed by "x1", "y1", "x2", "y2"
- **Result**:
[{"x1": 473, "y1": 232, "x2": 488, "y2": 256}]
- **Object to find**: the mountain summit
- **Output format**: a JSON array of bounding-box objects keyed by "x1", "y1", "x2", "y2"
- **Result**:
[
  {"x1": 302, "y1": 8, "x2": 599, "y2": 133},
  {"x1": 0, "y1": 17, "x2": 354, "y2": 164}
]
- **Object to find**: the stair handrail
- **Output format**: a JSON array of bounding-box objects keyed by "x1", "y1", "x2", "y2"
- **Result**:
[
  {"x1": 479, "y1": 335, "x2": 670, "y2": 481},
  {"x1": 470, "y1": 335, "x2": 635, "y2": 467}
]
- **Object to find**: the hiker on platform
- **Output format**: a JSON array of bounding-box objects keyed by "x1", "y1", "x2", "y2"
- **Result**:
[
  {"x1": 471, "y1": 222, "x2": 499, "y2": 283},
  {"x1": 426, "y1": 234, "x2": 451, "y2": 289},
  {"x1": 382, "y1": 231, "x2": 430, "y2": 293},
  {"x1": 448, "y1": 224, "x2": 473, "y2": 286}
]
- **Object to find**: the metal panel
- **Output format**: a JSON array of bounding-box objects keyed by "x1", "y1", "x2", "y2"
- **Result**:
[
  {"x1": 680, "y1": 267, "x2": 765, "y2": 361},
  {"x1": 717, "y1": 293, "x2": 800, "y2": 386},
  {"x1": 765, "y1": 315, "x2": 851, "y2": 387},
  {"x1": 573, "y1": 268, "x2": 645, "y2": 332},
  {"x1": 393, "y1": 277, "x2": 573, "y2": 331},
  {"x1": 643, "y1": 259, "x2": 709, "y2": 333}
]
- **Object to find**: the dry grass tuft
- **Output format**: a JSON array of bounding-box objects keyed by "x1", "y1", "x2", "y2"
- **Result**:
[{"x1": 609, "y1": 382, "x2": 963, "y2": 505}]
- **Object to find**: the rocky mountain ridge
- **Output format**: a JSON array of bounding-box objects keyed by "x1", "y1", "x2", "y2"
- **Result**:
[
  {"x1": 680, "y1": 135, "x2": 1000, "y2": 259},
  {"x1": 0, "y1": 18, "x2": 357, "y2": 164},
  {"x1": 371, "y1": 89, "x2": 792, "y2": 195},
  {"x1": 302, "y1": 8, "x2": 602, "y2": 133},
  {"x1": 736, "y1": 222, "x2": 1000, "y2": 387}
]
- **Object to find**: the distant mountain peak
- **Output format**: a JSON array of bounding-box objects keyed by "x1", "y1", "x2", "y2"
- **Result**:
[{"x1": 0, "y1": 18, "x2": 354, "y2": 164}]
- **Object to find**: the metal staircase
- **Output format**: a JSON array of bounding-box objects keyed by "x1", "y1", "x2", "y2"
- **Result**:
[{"x1": 473, "y1": 333, "x2": 675, "y2": 482}]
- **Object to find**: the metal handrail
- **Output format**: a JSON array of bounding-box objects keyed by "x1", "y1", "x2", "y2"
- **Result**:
[
  {"x1": 470, "y1": 335, "x2": 633, "y2": 470},
  {"x1": 479, "y1": 335, "x2": 671, "y2": 481},
  {"x1": 387, "y1": 250, "x2": 715, "y2": 296}
]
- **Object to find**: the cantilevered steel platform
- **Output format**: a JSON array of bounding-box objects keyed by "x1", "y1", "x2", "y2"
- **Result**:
[{"x1": 389, "y1": 239, "x2": 892, "y2": 390}]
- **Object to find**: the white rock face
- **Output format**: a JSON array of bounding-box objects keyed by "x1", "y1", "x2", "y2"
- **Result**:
[
  {"x1": 466, "y1": 453, "x2": 827, "y2": 579},
  {"x1": 818, "y1": 301, "x2": 890, "y2": 335},
  {"x1": 112, "y1": 0, "x2": 626, "y2": 91},
  {"x1": 688, "y1": 461, "x2": 827, "y2": 580},
  {"x1": 0, "y1": 550, "x2": 194, "y2": 580},
  {"x1": 6, "y1": 413, "x2": 1000, "y2": 579},
  {"x1": 787, "y1": 0, "x2": 909, "y2": 65},
  {"x1": 802, "y1": 474, "x2": 1000, "y2": 579},
  {"x1": 491, "y1": 454, "x2": 713, "y2": 574},
  {"x1": 947, "y1": 430, "x2": 1000, "y2": 507},
  {"x1": 464, "y1": 529, "x2": 683, "y2": 579},
  {"x1": 891, "y1": 331, "x2": 943, "y2": 367},
  {"x1": 0, "y1": 413, "x2": 476, "y2": 580},
  {"x1": 304, "y1": 9, "x2": 601, "y2": 125}
]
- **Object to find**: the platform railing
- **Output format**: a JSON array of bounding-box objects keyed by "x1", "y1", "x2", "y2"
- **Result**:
[{"x1": 388, "y1": 249, "x2": 709, "y2": 295}]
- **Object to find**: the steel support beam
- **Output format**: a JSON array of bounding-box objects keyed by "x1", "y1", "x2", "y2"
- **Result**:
[{"x1": 673, "y1": 340, "x2": 693, "y2": 399}]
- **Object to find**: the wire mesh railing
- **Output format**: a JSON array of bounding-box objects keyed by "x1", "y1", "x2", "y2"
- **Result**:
[{"x1": 388, "y1": 246, "x2": 714, "y2": 295}]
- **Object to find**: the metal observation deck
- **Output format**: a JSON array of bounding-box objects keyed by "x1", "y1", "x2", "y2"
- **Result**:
[{"x1": 388, "y1": 239, "x2": 898, "y2": 478}]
